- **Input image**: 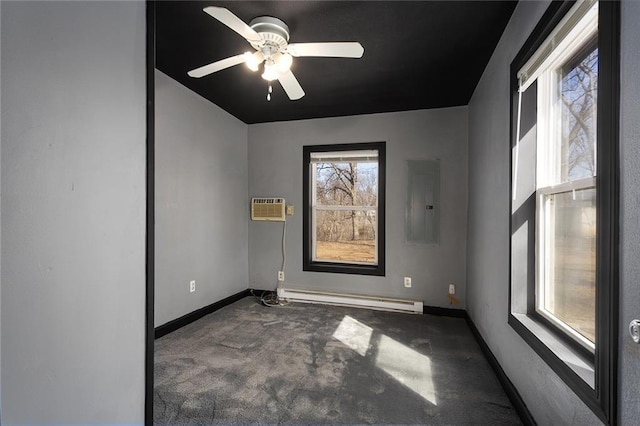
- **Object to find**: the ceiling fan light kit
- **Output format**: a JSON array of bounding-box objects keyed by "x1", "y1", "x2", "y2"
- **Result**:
[
  {"x1": 243, "y1": 51, "x2": 264, "y2": 71},
  {"x1": 261, "y1": 60, "x2": 280, "y2": 81},
  {"x1": 259, "y1": 52, "x2": 293, "y2": 81},
  {"x1": 188, "y1": 6, "x2": 364, "y2": 101}
]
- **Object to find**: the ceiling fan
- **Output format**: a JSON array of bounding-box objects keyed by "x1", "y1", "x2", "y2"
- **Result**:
[{"x1": 187, "y1": 6, "x2": 365, "y2": 101}]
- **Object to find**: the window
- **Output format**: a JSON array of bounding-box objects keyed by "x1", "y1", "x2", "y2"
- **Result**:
[
  {"x1": 510, "y1": 0, "x2": 618, "y2": 422},
  {"x1": 535, "y1": 16, "x2": 599, "y2": 354},
  {"x1": 303, "y1": 142, "x2": 385, "y2": 276}
]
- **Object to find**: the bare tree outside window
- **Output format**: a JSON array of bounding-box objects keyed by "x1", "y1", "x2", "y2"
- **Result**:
[
  {"x1": 314, "y1": 160, "x2": 378, "y2": 263},
  {"x1": 560, "y1": 45, "x2": 598, "y2": 182}
]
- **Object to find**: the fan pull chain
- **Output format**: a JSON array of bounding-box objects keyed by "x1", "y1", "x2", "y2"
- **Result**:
[{"x1": 267, "y1": 84, "x2": 273, "y2": 101}]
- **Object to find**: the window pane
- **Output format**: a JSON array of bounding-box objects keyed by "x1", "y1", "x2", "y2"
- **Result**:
[
  {"x1": 315, "y1": 161, "x2": 377, "y2": 207},
  {"x1": 543, "y1": 188, "x2": 596, "y2": 342},
  {"x1": 558, "y1": 43, "x2": 598, "y2": 182},
  {"x1": 315, "y1": 209, "x2": 376, "y2": 263}
]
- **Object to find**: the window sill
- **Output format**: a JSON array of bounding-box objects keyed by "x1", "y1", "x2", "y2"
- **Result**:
[{"x1": 509, "y1": 313, "x2": 594, "y2": 388}]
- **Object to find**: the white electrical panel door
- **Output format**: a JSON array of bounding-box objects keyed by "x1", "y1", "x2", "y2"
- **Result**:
[{"x1": 406, "y1": 160, "x2": 440, "y2": 244}]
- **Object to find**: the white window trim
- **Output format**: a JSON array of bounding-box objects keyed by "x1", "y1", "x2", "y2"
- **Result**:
[
  {"x1": 534, "y1": 45, "x2": 598, "y2": 189},
  {"x1": 522, "y1": 0, "x2": 599, "y2": 353},
  {"x1": 310, "y1": 159, "x2": 379, "y2": 266}
]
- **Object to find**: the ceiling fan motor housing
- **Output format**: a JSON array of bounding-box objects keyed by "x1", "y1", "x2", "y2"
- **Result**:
[{"x1": 249, "y1": 16, "x2": 290, "y2": 52}]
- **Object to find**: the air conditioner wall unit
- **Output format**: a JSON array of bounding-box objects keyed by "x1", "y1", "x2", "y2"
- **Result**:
[{"x1": 251, "y1": 197, "x2": 286, "y2": 221}]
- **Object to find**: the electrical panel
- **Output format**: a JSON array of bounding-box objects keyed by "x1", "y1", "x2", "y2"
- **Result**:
[{"x1": 406, "y1": 160, "x2": 440, "y2": 244}]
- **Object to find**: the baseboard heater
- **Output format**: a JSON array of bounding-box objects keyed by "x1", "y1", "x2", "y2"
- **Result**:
[{"x1": 277, "y1": 287, "x2": 423, "y2": 314}]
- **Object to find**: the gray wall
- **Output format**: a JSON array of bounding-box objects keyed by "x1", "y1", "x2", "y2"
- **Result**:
[
  {"x1": 0, "y1": 1, "x2": 2, "y2": 423},
  {"x1": 467, "y1": 0, "x2": 640, "y2": 424},
  {"x1": 248, "y1": 108, "x2": 468, "y2": 307},
  {"x1": 619, "y1": 0, "x2": 640, "y2": 422},
  {"x1": 0, "y1": 1, "x2": 3, "y2": 418},
  {"x1": 155, "y1": 70, "x2": 249, "y2": 327},
  {"x1": 1, "y1": 1, "x2": 146, "y2": 423}
]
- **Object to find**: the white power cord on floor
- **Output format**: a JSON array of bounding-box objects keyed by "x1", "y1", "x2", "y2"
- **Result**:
[
  {"x1": 272, "y1": 219, "x2": 288, "y2": 306},
  {"x1": 281, "y1": 219, "x2": 286, "y2": 278},
  {"x1": 254, "y1": 219, "x2": 289, "y2": 308}
]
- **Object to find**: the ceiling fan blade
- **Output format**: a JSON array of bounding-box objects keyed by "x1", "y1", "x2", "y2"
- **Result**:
[
  {"x1": 287, "y1": 42, "x2": 364, "y2": 58},
  {"x1": 187, "y1": 54, "x2": 246, "y2": 78},
  {"x1": 203, "y1": 6, "x2": 261, "y2": 43},
  {"x1": 278, "y1": 70, "x2": 305, "y2": 100}
]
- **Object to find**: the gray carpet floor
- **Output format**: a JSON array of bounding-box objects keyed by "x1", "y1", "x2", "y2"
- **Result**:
[{"x1": 154, "y1": 296, "x2": 522, "y2": 425}]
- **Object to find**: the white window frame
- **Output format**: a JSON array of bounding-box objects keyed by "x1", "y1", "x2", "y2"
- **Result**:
[
  {"x1": 536, "y1": 183, "x2": 597, "y2": 352},
  {"x1": 310, "y1": 151, "x2": 379, "y2": 266},
  {"x1": 527, "y1": 0, "x2": 599, "y2": 353}
]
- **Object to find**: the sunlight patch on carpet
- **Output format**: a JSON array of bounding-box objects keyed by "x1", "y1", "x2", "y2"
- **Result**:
[
  {"x1": 375, "y1": 334, "x2": 437, "y2": 405},
  {"x1": 332, "y1": 315, "x2": 373, "y2": 356}
]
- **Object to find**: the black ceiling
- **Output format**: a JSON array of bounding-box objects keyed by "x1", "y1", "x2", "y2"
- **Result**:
[{"x1": 155, "y1": 1, "x2": 517, "y2": 124}]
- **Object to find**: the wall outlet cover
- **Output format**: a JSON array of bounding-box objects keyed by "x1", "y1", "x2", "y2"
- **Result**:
[
  {"x1": 404, "y1": 277, "x2": 412, "y2": 288},
  {"x1": 449, "y1": 284, "x2": 456, "y2": 295},
  {"x1": 278, "y1": 271, "x2": 285, "y2": 281},
  {"x1": 190, "y1": 280, "x2": 196, "y2": 293}
]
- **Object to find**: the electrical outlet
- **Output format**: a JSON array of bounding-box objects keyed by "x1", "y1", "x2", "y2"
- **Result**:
[
  {"x1": 190, "y1": 280, "x2": 196, "y2": 293},
  {"x1": 404, "y1": 277, "x2": 412, "y2": 288},
  {"x1": 286, "y1": 205, "x2": 294, "y2": 216},
  {"x1": 449, "y1": 284, "x2": 455, "y2": 295},
  {"x1": 278, "y1": 271, "x2": 285, "y2": 281}
]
